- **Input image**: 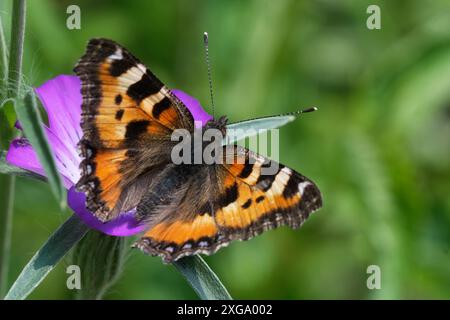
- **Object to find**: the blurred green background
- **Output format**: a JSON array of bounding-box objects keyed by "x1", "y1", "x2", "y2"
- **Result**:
[{"x1": 0, "y1": 0, "x2": 449, "y2": 299}]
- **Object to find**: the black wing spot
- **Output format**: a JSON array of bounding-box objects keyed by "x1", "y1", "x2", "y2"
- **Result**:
[
  {"x1": 152, "y1": 97, "x2": 172, "y2": 119},
  {"x1": 110, "y1": 59, "x2": 135, "y2": 77},
  {"x1": 115, "y1": 94, "x2": 123, "y2": 105},
  {"x1": 125, "y1": 120, "x2": 150, "y2": 140},
  {"x1": 256, "y1": 196, "x2": 265, "y2": 203},
  {"x1": 241, "y1": 198, "x2": 252, "y2": 209},
  {"x1": 238, "y1": 162, "x2": 253, "y2": 179},
  {"x1": 219, "y1": 183, "x2": 239, "y2": 208},
  {"x1": 283, "y1": 174, "x2": 300, "y2": 198},
  {"x1": 256, "y1": 174, "x2": 276, "y2": 192},
  {"x1": 115, "y1": 109, "x2": 124, "y2": 120},
  {"x1": 256, "y1": 163, "x2": 284, "y2": 191},
  {"x1": 127, "y1": 73, "x2": 161, "y2": 104}
]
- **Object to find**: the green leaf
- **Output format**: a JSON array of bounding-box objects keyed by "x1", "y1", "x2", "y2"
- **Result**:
[
  {"x1": 4, "y1": 214, "x2": 89, "y2": 300},
  {"x1": 0, "y1": 104, "x2": 14, "y2": 150},
  {"x1": 225, "y1": 112, "x2": 309, "y2": 144},
  {"x1": 5, "y1": 212, "x2": 232, "y2": 300},
  {"x1": 1, "y1": 99, "x2": 17, "y2": 128},
  {"x1": 174, "y1": 256, "x2": 232, "y2": 300},
  {"x1": 13, "y1": 93, "x2": 66, "y2": 208}
]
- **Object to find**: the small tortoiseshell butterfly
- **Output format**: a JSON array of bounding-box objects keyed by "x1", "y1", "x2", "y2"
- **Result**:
[{"x1": 74, "y1": 38, "x2": 322, "y2": 263}]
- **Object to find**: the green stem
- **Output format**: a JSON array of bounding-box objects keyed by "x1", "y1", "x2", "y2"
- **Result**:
[
  {"x1": 0, "y1": 11, "x2": 11, "y2": 136},
  {"x1": 0, "y1": 0, "x2": 26, "y2": 299},
  {"x1": 0, "y1": 175, "x2": 15, "y2": 298},
  {"x1": 0, "y1": 14, "x2": 11, "y2": 299},
  {"x1": 7, "y1": 0, "x2": 26, "y2": 99},
  {"x1": 0, "y1": 14, "x2": 8, "y2": 98}
]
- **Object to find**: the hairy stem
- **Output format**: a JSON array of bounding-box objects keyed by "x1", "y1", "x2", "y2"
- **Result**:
[
  {"x1": 0, "y1": 14, "x2": 8, "y2": 98},
  {"x1": 7, "y1": 0, "x2": 26, "y2": 99},
  {"x1": 0, "y1": 0, "x2": 27, "y2": 299}
]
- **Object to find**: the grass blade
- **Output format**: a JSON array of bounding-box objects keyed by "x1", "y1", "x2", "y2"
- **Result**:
[
  {"x1": 4, "y1": 214, "x2": 89, "y2": 300},
  {"x1": 174, "y1": 256, "x2": 232, "y2": 300},
  {"x1": 13, "y1": 93, "x2": 66, "y2": 208}
]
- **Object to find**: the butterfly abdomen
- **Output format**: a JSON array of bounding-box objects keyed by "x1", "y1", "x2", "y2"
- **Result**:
[{"x1": 136, "y1": 164, "x2": 203, "y2": 221}]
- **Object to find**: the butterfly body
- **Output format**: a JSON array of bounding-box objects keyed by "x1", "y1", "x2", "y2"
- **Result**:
[{"x1": 74, "y1": 38, "x2": 322, "y2": 263}]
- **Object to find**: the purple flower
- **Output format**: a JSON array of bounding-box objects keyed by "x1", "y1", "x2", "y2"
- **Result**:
[{"x1": 6, "y1": 75, "x2": 212, "y2": 236}]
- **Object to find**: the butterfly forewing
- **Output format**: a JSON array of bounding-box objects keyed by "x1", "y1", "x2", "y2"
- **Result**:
[{"x1": 74, "y1": 38, "x2": 193, "y2": 221}]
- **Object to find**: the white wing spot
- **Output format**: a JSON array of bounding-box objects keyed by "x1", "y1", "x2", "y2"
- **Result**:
[
  {"x1": 198, "y1": 241, "x2": 209, "y2": 247},
  {"x1": 298, "y1": 181, "x2": 312, "y2": 195},
  {"x1": 165, "y1": 246, "x2": 174, "y2": 253},
  {"x1": 268, "y1": 166, "x2": 292, "y2": 196},
  {"x1": 281, "y1": 167, "x2": 292, "y2": 175},
  {"x1": 109, "y1": 48, "x2": 123, "y2": 60},
  {"x1": 137, "y1": 63, "x2": 147, "y2": 73},
  {"x1": 182, "y1": 243, "x2": 192, "y2": 250}
]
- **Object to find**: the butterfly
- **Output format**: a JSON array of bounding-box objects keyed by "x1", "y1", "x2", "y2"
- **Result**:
[{"x1": 74, "y1": 38, "x2": 322, "y2": 263}]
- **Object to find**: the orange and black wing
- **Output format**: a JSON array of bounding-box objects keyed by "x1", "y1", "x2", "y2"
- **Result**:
[
  {"x1": 134, "y1": 145, "x2": 322, "y2": 263},
  {"x1": 74, "y1": 38, "x2": 194, "y2": 221}
]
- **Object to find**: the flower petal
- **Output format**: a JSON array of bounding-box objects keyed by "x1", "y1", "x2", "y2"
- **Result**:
[
  {"x1": 6, "y1": 138, "x2": 74, "y2": 189},
  {"x1": 172, "y1": 89, "x2": 212, "y2": 127},
  {"x1": 35, "y1": 75, "x2": 82, "y2": 151},
  {"x1": 7, "y1": 75, "x2": 213, "y2": 237},
  {"x1": 68, "y1": 186, "x2": 146, "y2": 236},
  {"x1": 43, "y1": 126, "x2": 81, "y2": 185},
  {"x1": 6, "y1": 138, "x2": 46, "y2": 178}
]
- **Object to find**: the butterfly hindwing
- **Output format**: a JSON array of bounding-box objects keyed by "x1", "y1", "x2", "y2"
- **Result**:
[
  {"x1": 74, "y1": 38, "x2": 194, "y2": 221},
  {"x1": 215, "y1": 146, "x2": 322, "y2": 235},
  {"x1": 135, "y1": 145, "x2": 322, "y2": 263}
]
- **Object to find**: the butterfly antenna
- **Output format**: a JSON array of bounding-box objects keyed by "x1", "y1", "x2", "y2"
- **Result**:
[
  {"x1": 203, "y1": 32, "x2": 215, "y2": 118},
  {"x1": 298, "y1": 107, "x2": 318, "y2": 113}
]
